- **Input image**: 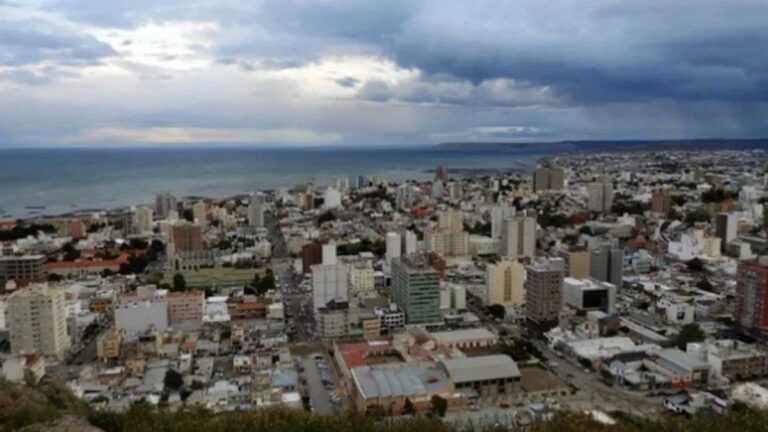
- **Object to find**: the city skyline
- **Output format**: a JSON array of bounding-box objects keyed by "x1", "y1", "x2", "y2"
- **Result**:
[{"x1": 1, "y1": 0, "x2": 768, "y2": 148}]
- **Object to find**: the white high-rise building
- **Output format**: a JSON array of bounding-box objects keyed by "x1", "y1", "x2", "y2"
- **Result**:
[
  {"x1": 323, "y1": 187, "x2": 342, "y2": 209},
  {"x1": 134, "y1": 206, "x2": 154, "y2": 234},
  {"x1": 501, "y1": 216, "x2": 536, "y2": 259},
  {"x1": 322, "y1": 242, "x2": 337, "y2": 265},
  {"x1": 8, "y1": 284, "x2": 71, "y2": 359},
  {"x1": 192, "y1": 201, "x2": 207, "y2": 227},
  {"x1": 0, "y1": 297, "x2": 7, "y2": 330},
  {"x1": 395, "y1": 184, "x2": 413, "y2": 210},
  {"x1": 248, "y1": 193, "x2": 265, "y2": 228},
  {"x1": 403, "y1": 230, "x2": 418, "y2": 255},
  {"x1": 312, "y1": 264, "x2": 349, "y2": 311},
  {"x1": 491, "y1": 204, "x2": 515, "y2": 240},
  {"x1": 386, "y1": 232, "x2": 402, "y2": 261}
]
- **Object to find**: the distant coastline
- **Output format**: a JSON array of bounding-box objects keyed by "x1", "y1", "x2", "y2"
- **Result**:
[{"x1": 437, "y1": 138, "x2": 768, "y2": 153}]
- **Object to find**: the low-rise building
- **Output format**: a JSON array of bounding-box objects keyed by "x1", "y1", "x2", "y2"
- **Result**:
[
  {"x1": 440, "y1": 355, "x2": 521, "y2": 400},
  {"x1": 687, "y1": 340, "x2": 767, "y2": 382},
  {"x1": 645, "y1": 348, "x2": 710, "y2": 389},
  {"x1": 430, "y1": 328, "x2": 498, "y2": 350},
  {"x1": 318, "y1": 300, "x2": 350, "y2": 340},
  {"x1": 97, "y1": 328, "x2": 124, "y2": 362},
  {"x1": 350, "y1": 364, "x2": 465, "y2": 415}
]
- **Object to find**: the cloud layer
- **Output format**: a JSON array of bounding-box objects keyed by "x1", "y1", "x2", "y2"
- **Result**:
[{"x1": 0, "y1": 0, "x2": 766, "y2": 146}]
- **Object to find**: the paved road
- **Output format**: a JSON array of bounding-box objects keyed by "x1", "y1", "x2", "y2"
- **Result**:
[
  {"x1": 467, "y1": 302, "x2": 662, "y2": 418},
  {"x1": 302, "y1": 356, "x2": 332, "y2": 414},
  {"x1": 532, "y1": 340, "x2": 662, "y2": 417}
]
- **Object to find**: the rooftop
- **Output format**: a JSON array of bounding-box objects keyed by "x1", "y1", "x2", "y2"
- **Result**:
[
  {"x1": 351, "y1": 364, "x2": 450, "y2": 399},
  {"x1": 440, "y1": 355, "x2": 520, "y2": 383}
]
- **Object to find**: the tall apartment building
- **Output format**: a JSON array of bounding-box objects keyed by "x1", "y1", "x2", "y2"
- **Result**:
[
  {"x1": 7, "y1": 284, "x2": 71, "y2": 359},
  {"x1": 587, "y1": 179, "x2": 614, "y2": 213},
  {"x1": 651, "y1": 191, "x2": 673, "y2": 215},
  {"x1": 395, "y1": 184, "x2": 415, "y2": 211},
  {"x1": 438, "y1": 210, "x2": 464, "y2": 231},
  {"x1": 391, "y1": 255, "x2": 441, "y2": 324},
  {"x1": 424, "y1": 230, "x2": 469, "y2": 257},
  {"x1": 167, "y1": 291, "x2": 205, "y2": 326},
  {"x1": 557, "y1": 247, "x2": 591, "y2": 279},
  {"x1": 323, "y1": 187, "x2": 342, "y2": 209},
  {"x1": 524, "y1": 258, "x2": 564, "y2": 332},
  {"x1": 424, "y1": 210, "x2": 470, "y2": 257},
  {"x1": 533, "y1": 167, "x2": 565, "y2": 192},
  {"x1": 322, "y1": 242, "x2": 337, "y2": 265},
  {"x1": 386, "y1": 232, "x2": 402, "y2": 262},
  {"x1": 192, "y1": 201, "x2": 207, "y2": 227},
  {"x1": 133, "y1": 206, "x2": 154, "y2": 234},
  {"x1": 491, "y1": 204, "x2": 515, "y2": 240},
  {"x1": 486, "y1": 260, "x2": 525, "y2": 307},
  {"x1": 248, "y1": 192, "x2": 265, "y2": 228},
  {"x1": 312, "y1": 264, "x2": 349, "y2": 311},
  {"x1": 500, "y1": 216, "x2": 536, "y2": 259},
  {"x1": 590, "y1": 244, "x2": 624, "y2": 289},
  {"x1": 302, "y1": 241, "x2": 323, "y2": 274},
  {"x1": 435, "y1": 165, "x2": 449, "y2": 183},
  {"x1": 403, "y1": 230, "x2": 418, "y2": 255},
  {"x1": 736, "y1": 260, "x2": 768, "y2": 335},
  {"x1": 170, "y1": 222, "x2": 203, "y2": 253},
  {"x1": 715, "y1": 213, "x2": 737, "y2": 253},
  {"x1": 155, "y1": 193, "x2": 178, "y2": 219},
  {"x1": 0, "y1": 255, "x2": 46, "y2": 289}
]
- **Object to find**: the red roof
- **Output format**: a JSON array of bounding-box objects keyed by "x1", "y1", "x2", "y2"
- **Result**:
[{"x1": 337, "y1": 341, "x2": 393, "y2": 370}]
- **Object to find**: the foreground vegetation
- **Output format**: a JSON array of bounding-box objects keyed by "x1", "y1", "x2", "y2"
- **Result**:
[{"x1": 3, "y1": 380, "x2": 768, "y2": 432}]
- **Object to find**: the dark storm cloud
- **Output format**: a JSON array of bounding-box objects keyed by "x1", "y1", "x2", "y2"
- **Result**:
[
  {"x1": 0, "y1": 18, "x2": 116, "y2": 67},
  {"x1": 2, "y1": 0, "x2": 766, "y2": 145}
]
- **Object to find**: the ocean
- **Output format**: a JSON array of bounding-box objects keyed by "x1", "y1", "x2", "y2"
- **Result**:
[{"x1": 0, "y1": 147, "x2": 542, "y2": 219}]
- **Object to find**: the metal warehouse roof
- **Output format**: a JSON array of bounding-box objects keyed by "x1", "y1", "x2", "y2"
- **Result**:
[{"x1": 440, "y1": 355, "x2": 521, "y2": 383}]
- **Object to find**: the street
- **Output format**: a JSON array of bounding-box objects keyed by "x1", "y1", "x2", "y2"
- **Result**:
[{"x1": 301, "y1": 355, "x2": 333, "y2": 414}]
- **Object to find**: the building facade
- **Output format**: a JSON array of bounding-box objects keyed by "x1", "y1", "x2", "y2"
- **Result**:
[
  {"x1": 487, "y1": 260, "x2": 525, "y2": 307},
  {"x1": 8, "y1": 284, "x2": 71, "y2": 359},
  {"x1": 525, "y1": 258, "x2": 565, "y2": 332},
  {"x1": 736, "y1": 260, "x2": 768, "y2": 335},
  {"x1": 391, "y1": 255, "x2": 441, "y2": 324}
]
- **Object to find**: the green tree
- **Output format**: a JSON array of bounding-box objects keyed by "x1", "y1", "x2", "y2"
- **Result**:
[
  {"x1": 163, "y1": 369, "x2": 184, "y2": 391},
  {"x1": 686, "y1": 257, "x2": 705, "y2": 272},
  {"x1": 172, "y1": 273, "x2": 187, "y2": 292},
  {"x1": 402, "y1": 398, "x2": 416, "y2": 416},
  {"x1": 675, "y1": 323, "x2": 706, "y2": 350},
  {"x1": 429, "y1": 395, "x2": 448, "y2": 418},
  {"x1": 696, "y1": 278, "x2": 715, "y2": 292},
  {"x1": 487, "y1": 304, "x2": 506, "y2": 320},
  {"x1": 62, "y1": 242, "x2": 81, "y2": 261},
  {"x1": 317, "y1": 210, "x2": 336, "y2": 226}
]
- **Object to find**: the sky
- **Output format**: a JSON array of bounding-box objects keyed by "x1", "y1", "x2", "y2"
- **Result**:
[{"x1": 1, "y1": 0, "x2": 767, "y2": 147}]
